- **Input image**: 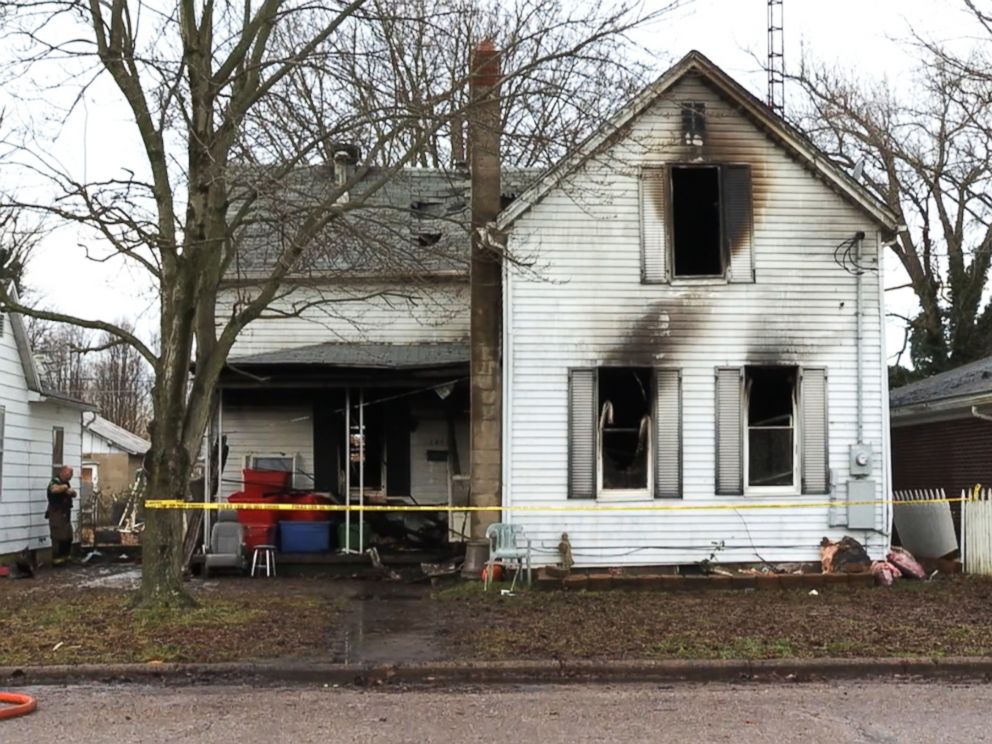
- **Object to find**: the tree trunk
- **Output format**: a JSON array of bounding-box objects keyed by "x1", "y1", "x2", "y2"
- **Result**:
[{"x1": 138, "y1": 375, "x2": 197, "y2": 608}]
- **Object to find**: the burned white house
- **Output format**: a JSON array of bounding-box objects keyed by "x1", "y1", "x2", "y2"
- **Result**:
[{"x1": 496, "y1": 51, "x2": 898, "y2": 567}]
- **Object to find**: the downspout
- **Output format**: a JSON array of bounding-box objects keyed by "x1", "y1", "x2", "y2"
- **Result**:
[{"x1": 855, "y1": 230, "x2": 866, "y2": 444}]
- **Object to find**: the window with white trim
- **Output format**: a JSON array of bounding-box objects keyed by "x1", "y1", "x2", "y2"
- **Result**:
[
  {"x1": 744, "y1": 366, "x2": 797, "y2": 491},
  {"x1": 715, "y1": 366, "x2": 830, "y2": 496},
  {"x1": 568, "y1": 367, "x2": 682, "y2": 500},
  {"x1": 598, "y1": 368, "x2": 653, "y2": 495}
]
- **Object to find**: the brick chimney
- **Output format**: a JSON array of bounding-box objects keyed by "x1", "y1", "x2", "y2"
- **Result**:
[{"x1": 468, "y1": 39, "x2": 502, "y2": 540}]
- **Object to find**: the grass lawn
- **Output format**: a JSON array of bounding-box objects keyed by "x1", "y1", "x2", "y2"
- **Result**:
[
  {"x1": 435, "y1": 576, "x2": 992, "y2": 660},
  {"x1": 0, "y1": 570, "x2": 341, "y2": 667}
]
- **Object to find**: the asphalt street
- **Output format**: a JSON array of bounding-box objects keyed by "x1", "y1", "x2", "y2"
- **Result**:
[{"x1": 3, "y1": 680, "x2": 990, "y2": 743}]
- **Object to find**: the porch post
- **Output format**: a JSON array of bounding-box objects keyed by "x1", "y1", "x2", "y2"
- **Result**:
[
  {"x1": 202, "y1": 404, "x2": 211, "y2": 554},
  {"x1": 345, "y1": 387, "x2": 351, "y2": 553},
  {"x1": 359, "y1": 387, "x2": 365, "y2": 553}
]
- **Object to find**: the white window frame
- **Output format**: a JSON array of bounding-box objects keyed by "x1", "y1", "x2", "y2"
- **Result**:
[
  {"x1": 596, "y1": 368, "x2": 654, "y2": 501},
  {"x1": 743, "y1": 367, "x2": 800, "y2": 496},
  {"x1": 244, "y1": 453, "x2": 298, "y2": 489},
  {"x1": 669, "y1": 164, "x2": 727, "y2": 280}
]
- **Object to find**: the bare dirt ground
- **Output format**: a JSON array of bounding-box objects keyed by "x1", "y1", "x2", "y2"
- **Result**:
[
  {"x1": 4, "y1": 563, "x2": 992, "y2": 666},
  {"x1": 0, "y1": 563, "x2": 344, "y2": 666},
  {"x1": 436, "y1": 575, "x2": 992, "y2": 660},
  {"x1": 4, "y1": 681, "x2": 992, "y2": 743}
]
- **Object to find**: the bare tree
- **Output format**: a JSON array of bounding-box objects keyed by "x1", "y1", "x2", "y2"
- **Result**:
[
  {"x1": 89, "y1": 322, "x2": 152, "y2": 436},
  {"x1": 30, "y1": 320, "x2": 91, "y2": 398},
  {"x1": 0, "y1": 204, "x2": 43, "y2": 294},
  {"x1": 0, "y1": 0, "x2": 680, "y2": 606},
  {"x1": 788, "y1": 9, "x2": 992, "y2": 379}
]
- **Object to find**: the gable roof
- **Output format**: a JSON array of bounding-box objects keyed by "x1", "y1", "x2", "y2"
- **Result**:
[
  {"x1": 83, "y1": 414, "x2": 150, "y2": 455},
  {"x1": 497, "y1": 50, "x2": 899, "y2": 232}
]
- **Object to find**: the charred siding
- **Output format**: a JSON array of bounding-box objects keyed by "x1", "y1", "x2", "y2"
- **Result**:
[{"x1": 504, "y1": 74, "x2": 888, "y2": 567}]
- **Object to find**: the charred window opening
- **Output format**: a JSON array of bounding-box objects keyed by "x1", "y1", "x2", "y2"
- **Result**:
[
  {"x1": 598, "y1": 368, "x2": 652, "y2": 491},
  {"x1": 671, "y1": 166, "x2": 722, "y2": 277},
  {"x1": 681, "y1": 102, "x2": 706, "y2": 145},
  {"x1": 746, "y1": 366, "x2": 797, "y2": 489}
]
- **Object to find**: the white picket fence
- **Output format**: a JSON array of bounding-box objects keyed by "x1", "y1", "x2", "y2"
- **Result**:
[
  {"x1": 963, "y1": 488, "x2": 992, "y2": 576},
  {"x1": 892, "y1": 488, "x2": 958, "y2": 560}
]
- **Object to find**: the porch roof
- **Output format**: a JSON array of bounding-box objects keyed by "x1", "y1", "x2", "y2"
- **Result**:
[{"x1": 226, "y1": 341, "x2": 469, "y2": 370}]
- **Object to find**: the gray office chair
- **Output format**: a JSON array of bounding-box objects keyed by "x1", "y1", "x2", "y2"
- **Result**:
[{"x1": 203, "y1": 510, "x2": 244, "y2": 577}]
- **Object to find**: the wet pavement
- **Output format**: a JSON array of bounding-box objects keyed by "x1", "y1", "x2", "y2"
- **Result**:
[
  {"x1": 6, "y1": 681, "x2": 992, "y2": 743},
  {"x1": 328, "y1": 581, "x2": 451, "y2": 663}
]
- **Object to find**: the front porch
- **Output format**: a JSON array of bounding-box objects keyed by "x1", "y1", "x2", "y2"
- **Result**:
[{"x1": 204, "y1": 342, "x2": 471, "y2": 561}]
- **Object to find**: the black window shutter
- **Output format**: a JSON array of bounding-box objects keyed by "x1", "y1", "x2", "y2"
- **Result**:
[
  {"x1": 722, "y1": 164, "x2": 754, "y2": 283},
  {"x1": 568, "y1": 368, "x2": 597, "y2": 499},
  {"x1": 715, "y1": 367, "x2": 744, "y2": 495}
]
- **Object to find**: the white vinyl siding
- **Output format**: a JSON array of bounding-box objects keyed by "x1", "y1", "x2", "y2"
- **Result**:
[
  {"x1": 504, "y1": 73, "x2": 888, "y2": 567},
  {"x1": 221, "y1": 282, "x2": 469, "y2": 357},
  {"x1": 0, "y1": 406, "x2": 5, "y2": 499},
  {"x1": 219, "y1": 403, "x2": 315, "y2": 495}
]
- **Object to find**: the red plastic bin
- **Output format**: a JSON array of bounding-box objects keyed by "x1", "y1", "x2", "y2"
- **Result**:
[
  {"x1": 284, "y1": 492, "x2": 332, "y2": 522},
  {"x1": 243, "y1": 524, "x2": 276, "y2": 552},
  {"x1": 243, "y1": 468, "x2": 291, "y2": 500},
  {"x1": 228, "y1": 491, "x2": 282, "y2": 526}
]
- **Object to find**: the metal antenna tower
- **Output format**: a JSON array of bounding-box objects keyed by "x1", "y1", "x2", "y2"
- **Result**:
[{"x1": 767, "y1": 0, "x2": 785, "y2": 115}]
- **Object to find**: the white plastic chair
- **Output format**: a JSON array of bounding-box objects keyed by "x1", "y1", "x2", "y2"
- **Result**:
[{"x1": 484, "y1": 523, "x2": 532, "y2": 591}]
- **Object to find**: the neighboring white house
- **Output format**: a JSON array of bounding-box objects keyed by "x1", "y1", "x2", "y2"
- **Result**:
[
  {"x1": 81, "y1": 413, "x2": 150, "y2": 498},
  {"x1": 0, "y1": 302, "x2": 93, "y2": 558},
  {"x1": 498, "y1": 51, "x2": 899, "y2": 567}
]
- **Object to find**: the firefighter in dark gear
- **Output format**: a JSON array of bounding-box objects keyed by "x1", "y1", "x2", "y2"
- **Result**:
[{"x1": 46, "y1": 466, "x2": 76, "y2": 566}]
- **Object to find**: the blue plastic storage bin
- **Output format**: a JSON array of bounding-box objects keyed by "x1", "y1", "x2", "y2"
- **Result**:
[{"x1": 279, "y1": 521, "x2": 331, "y2": 553}]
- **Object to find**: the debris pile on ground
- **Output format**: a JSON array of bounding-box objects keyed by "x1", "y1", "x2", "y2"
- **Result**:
[
  {"x1": 871, "y1": 561, "x2": 902, "y2": 587},
  {"x1": 888, "y1": 546, "x2": 927, "y2": 579},
  {"x1": 870, "y1": 546, "x2": 928, "y2": 586},
  {"x1": 820, "y1": 536, "x2": 872, "y2": 574}
]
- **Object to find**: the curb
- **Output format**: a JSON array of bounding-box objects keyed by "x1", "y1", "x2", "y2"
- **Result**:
[{"x1": 2, "y1": 657, "x2": 992, "y2": 687}]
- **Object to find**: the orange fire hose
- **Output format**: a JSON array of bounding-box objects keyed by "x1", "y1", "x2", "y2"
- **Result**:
[{"x1": 0, "y1": 692, "x2": 37, "y2": 720}]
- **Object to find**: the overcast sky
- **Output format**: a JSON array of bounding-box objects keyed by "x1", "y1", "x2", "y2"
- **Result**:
[{"x1": 16, "y1": 0, "x2": 981, "y2": 360}]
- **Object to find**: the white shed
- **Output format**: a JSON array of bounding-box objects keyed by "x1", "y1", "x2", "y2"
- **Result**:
[
  {"x1": 0, "y1": 302, "x2": 92, "y2": 558},
  {"x1": 499, "y1": 52, "x2": 899, "y2": 568}
]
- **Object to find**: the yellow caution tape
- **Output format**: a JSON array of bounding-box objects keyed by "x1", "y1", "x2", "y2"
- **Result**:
[{"x1": 145, "y1": 489, "x2": 979, "y2": 513}]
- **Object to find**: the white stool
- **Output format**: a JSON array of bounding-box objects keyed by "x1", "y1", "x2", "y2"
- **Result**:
[{"x1": 251, "y1": 544, "x2": 277, "y2": 577}]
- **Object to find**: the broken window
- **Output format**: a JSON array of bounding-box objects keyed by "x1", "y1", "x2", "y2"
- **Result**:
[
  {"x1": 681, "y1": 102, "x2": 706, "y2": 146},
  {"x1": 598, "y1": 368, "x2": 652, "y2": 492},
  {"x1": 671, "y1": 166, "x2": 723, "y2": 277},
  {"x1": 745, "y1": 367, "x2": 797, "y2": 489}
]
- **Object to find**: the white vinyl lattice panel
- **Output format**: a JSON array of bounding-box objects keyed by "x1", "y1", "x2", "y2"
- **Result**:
[{"x1": 963, "y1": 488, "x2": 992, "y2": 576}]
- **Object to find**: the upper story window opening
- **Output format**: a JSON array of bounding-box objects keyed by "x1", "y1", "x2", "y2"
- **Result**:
[{"x1": 681, "y1": 101, "x2": 706, "y2": 146}]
